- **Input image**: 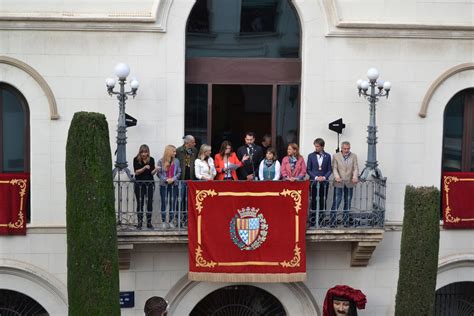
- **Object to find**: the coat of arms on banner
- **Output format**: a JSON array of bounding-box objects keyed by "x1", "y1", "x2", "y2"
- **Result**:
[{"x1": 230, "y1": 207, "x2": 268, "y2": 250}]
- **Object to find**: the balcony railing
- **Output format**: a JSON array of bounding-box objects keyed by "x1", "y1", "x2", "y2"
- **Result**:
[{"x1": 114, "y1": 179, "x2": 386, "y2": 231}]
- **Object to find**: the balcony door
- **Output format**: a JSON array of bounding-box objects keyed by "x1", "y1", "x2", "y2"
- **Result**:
[{"x1": 185, "y1": 0, "x2": 301, "y2": 157}]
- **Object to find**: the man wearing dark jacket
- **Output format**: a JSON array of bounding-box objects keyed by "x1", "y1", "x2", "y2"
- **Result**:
[
  {"x1": 307, "y1": 138, "x2": 332, "y2": 213},
  {"x1": 236, "y1": 132, "x2": 264, "y2": 180},
  {"x1": 175, "y1": 135, "x2": 197, "y2": 227},
  {"x1": 176, "y1": 135, "x2": 197, "y2": 181}
]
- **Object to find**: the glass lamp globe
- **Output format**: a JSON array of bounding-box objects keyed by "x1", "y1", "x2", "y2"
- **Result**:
[
  {"x1": 114, "y1": 63, "x2": 130, "y2": 80},
  {"x1": 367, "y1": 68, "x2": 379, "y2": 81}
]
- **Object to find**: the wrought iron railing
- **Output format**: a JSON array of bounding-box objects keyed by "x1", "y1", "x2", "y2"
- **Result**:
[{"x1": 114, "y1": 179, "x2": 386, "y2": 231}]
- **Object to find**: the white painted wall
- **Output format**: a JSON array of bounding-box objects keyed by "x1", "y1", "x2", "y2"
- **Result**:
[{"x1": 1, "y1": 0, "x2": 473, "y2": 315}]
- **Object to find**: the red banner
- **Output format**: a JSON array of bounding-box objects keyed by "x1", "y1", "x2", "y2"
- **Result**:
[
  {"x1": 0, "y1": 173, "x2": 29, "y2": 235},
  {"x1": 188, "y1": 180, "x2": 308, "y2": 282},
  {"x1": 442, "y1": 172, "x2": 474, "y2": 229}
]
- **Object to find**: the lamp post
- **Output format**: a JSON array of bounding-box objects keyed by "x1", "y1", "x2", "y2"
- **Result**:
[
  {"x1": 357, "y1": 68, "x2": 391, "y2": 180},
  {"x1": 106, "y1": 63, "x2": 139, "y2": 179}
]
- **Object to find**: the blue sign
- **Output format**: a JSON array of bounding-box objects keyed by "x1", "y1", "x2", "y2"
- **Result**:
[{"x1": 120, "y1": 291, "x2": 135, "y2": 308}]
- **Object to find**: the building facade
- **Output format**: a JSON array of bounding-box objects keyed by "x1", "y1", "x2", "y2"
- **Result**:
[{"x1": 1, "y1": 0, "x2": 474, "y2": 315}]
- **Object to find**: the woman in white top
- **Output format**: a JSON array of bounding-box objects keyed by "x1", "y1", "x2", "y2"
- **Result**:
[
  {"x1": 259, "y1": 147, "x2": 281, "y2": 181},
  {"x1": 194, "y1": 144, "x2": 217, "y2": 180}
]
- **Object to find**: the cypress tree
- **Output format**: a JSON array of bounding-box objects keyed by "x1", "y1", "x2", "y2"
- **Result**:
[
  {"x1": 66, "y1": 112, "x2": 120, "y2": 316},
  {"x1": 395, "y1": 186, "x2": 440, "y2": 316}
]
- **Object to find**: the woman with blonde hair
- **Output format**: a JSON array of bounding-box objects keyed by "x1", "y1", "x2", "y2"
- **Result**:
[
  {"x1": 194, "y1": 144, "x2": 216, "y2": 180},
  {"x1": 133, "y1": 144, "x2": 157, "y2": 229},
  {"x1": 281, "y1": 143, "x2": 306, "y2": 182},
  {"x1": 157, "y1": 145, "x2": 181, "y2": 228}
]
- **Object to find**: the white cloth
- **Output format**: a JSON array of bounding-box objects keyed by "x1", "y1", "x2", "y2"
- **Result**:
[{"x1": 194, "y1": 157, "x2": 217, "y2": 180}]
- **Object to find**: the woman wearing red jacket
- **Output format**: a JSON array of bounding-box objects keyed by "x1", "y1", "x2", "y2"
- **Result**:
[{"x1": 214, "y1": 141, "x2": 249, "y2": 180}]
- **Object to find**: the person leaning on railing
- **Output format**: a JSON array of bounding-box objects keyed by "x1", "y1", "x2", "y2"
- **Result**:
[
  {"x1": 214, "y1": 140, "x2": 248, "y2": 180},
  {"x1": 157, "y1": 145, "x2": 182, "y2": 228},
  {"x1": 332, "y1": 141, "x2": 359, "y2": 226},
  {"x1": 280, "y1": 143, "x2": 306, "y2": 182},
  {"x1": 307, "y1": 138, "x2": 332, "y2": 216},
  {"x1": 259, "y1": 147, "x2": 281, "y2": 181},
  {"x1": 194, "y1": 144, "x2": 217, "y2": 181},
  {"x1": 175, "y1": 135, "x2": 198, "y2": 226},
  {"x1": 133, "y1": 144, "x2": 158, "y2": 229}
]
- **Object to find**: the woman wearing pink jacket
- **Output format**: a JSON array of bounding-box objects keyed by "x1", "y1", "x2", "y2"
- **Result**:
[{"x1": 280, "y1": 143, "x2": 306, "y2": 181}]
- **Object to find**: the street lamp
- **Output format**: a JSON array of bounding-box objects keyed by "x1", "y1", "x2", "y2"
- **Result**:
[
  {"x1": 106, "y1": 62, "x2": 139, "y2": 179},
  {"x1": 357, "y1": 68, "x2": 391, "y2": 180}
]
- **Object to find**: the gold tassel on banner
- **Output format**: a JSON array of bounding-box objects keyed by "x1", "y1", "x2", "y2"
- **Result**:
[{"x1": 188, "y1": 272, "x2": 307, "y2": 283}]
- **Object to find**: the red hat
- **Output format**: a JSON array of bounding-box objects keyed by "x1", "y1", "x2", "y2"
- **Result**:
[{"x1": 323, "y1": 285, "x2": 367, "y2": 316}]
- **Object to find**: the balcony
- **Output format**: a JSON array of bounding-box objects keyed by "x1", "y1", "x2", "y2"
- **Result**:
[{"x1": 115, "y1": 179, "x2": 386, "y2": 267}]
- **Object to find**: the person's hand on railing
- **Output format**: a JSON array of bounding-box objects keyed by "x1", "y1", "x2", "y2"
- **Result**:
[
  {"x1": 316, "y1": 176, "x2": 326, "y2": 182},
  {"x1": 352, "y1": 177, "x2": 359, "y2": 184},
  {"x1": 335, "y1": 176, "x2": 342, "y2": 183},
  {"x1": 166, "y1": 178, "x2": 174, "y2": 184}
]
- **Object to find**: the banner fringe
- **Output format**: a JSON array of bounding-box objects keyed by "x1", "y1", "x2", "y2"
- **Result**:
[{"x1": 188, "y1": 272, "x2": 306, "y2": 283}]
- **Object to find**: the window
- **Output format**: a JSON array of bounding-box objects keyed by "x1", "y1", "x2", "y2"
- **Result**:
[
  {"x1": 186, "y1": 0, "x2": 300, "y2": 58},
  {"x1": 0, "y1": 83, "x2": 29, "y2": 173},
  {"x1": 186, "y1": 0, "x2": 210, "y2": 33},
  {"x1": 185, "y1": 0, "x2": 301, "y2": 157},
  {"x1": 442, "y1": 89, "x2": 474, "y2": 172},
  {"x1": 0, "y1": 83, "x2": 30, "y2": 222},
  {"x1": 240, "y1": 0, "x2": 278, "y2": 33}
]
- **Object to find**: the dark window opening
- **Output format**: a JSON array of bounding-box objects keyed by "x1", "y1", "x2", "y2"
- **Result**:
[
  {"x1": 442, "y1": 89, "x2": 474, "y2": 172},
  {"x1": 240, "y1": 0, "x2": 278, "y2": 33},
  {"x1": 0, "y1": 289, "x2": 48, "y2": 316},
  {"x1": 186, "y1": 0, "x2": 210, "y2": 33},
  {"x1": 190, "y1": 285, "x2": 286, "y2": 316}
]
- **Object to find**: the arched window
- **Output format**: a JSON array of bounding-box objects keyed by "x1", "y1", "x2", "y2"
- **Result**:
[
  {"x1": 0, "y1": 289, "x2": 48, "y2": 315},
  {"x1": 185, "y1": 0, "x2": 301, "y2": 158},
  {"x1": 435, "y1": 281, "x2": 474, "y2": 315},
  {"x1": 442, "y1": 89, "x2": 474, "y2": 172},
  {"x1": 190, "y1": 285, "x2": 286, "y2": 315},
  {"x1": 0, "y1": 83, "x2": 30, "y2": 173},
  {"x1": 0, "y1": 83, "x2": 30, "y2": 223}
]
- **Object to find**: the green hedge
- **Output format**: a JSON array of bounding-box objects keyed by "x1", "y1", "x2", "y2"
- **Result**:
[
  {"x1": 66, "y1": 112, "x2": 120, "y2": 316},
  {"x1": 395, "y1": 185, "x2": 440, "y2": 316}
]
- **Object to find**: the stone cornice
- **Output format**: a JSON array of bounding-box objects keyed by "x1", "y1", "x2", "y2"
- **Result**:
[
  {"x1": 0, "y1": 0, "x2": 172, "y2": 33},
  {"x1": 117, "y1": 228, "x2": 384, "y2": 267},
  {"x1": 321, "y1": 0, "x2": 474, "y2": 39}
]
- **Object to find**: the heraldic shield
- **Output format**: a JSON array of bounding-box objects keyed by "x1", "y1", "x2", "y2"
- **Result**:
[
  {"x1": 237, "y1": 217, "x2": 260, "y2": 246},
  {"x1": 230, "y1": 207, "x2": 268, "y2": 251}
]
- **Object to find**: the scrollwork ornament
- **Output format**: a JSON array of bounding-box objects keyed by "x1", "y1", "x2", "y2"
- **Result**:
[
  {"x1": 280, "y1": 245, "x2": 301, "y2": 268},
  {"x1": 0, "y1": 178, "x2": 27, "y2": 229},
  {"x1": 444, "y1": 206, "x2": 460, "y2": 223},
  {"x1": 195, "y1": 245, "x2": 216, "y2": 268},
  {"x1": 280, "y1": 189, "x2": 302, "y2": 214},
  {"x1": 443, "y1": 176, "x2": 461, "y2": 223},
  {"x1": 195, "y1": 189, "x2": 217, "y2": 214},
  {"x1": 443, "y1": 176, "x2": 458, "y2": 193}
]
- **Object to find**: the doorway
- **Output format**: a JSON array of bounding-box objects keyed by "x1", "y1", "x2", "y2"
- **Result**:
[
  {"x1": 190, "y1": 285, "x2": 286, "y2": 316},
  {"x1": 211, "y1": 84, "x2": 272, "y2": 153}
]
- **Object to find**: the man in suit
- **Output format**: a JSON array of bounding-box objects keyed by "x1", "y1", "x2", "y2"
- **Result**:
[
  {"x1": 237, "y1": 132, "x2": 264, "y2": 180},
  {"x1": 332, "y1": 141, "x2": 359, "y2": 226},
  {"x1": 307, "y1": 138, "x2": 332, "y2": 225}
]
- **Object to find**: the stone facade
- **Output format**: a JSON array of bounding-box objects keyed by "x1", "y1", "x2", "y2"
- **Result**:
[{"x1": 1, "y1": 0, "x2": 474, "y2": 315}]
